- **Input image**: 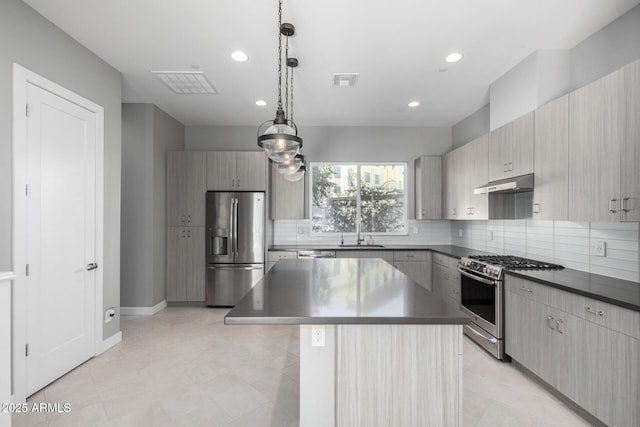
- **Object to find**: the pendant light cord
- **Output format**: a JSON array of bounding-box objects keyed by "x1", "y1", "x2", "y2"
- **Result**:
[
  {"x1": 277, "y1": 0, "x2": 283, "y2": 110},
  {"x1": 285, "y1": 34, "x2": 290, "y2": 120}
]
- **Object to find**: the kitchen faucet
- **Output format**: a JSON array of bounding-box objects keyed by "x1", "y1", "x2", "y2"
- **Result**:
[{"x1": 356, "y1": 222, "x2": 365, "y2": 246}]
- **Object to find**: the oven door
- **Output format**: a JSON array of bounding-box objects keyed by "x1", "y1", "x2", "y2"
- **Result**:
[{"x1": 458, "y1": 269, "x2": 502, "y2": 339}]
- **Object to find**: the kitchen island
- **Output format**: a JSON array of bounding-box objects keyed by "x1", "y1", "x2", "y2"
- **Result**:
[{"x1": 225, "y1": 258, "x2": 470, "y2": 427}]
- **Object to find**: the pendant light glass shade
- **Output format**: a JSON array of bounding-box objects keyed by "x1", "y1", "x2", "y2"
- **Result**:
[
  {"x1": 274, "y1": 153, "x2": 303, "y2": 175},
  {"x1": 283, "y1": 164, "x2": 305, "y2": 182}
]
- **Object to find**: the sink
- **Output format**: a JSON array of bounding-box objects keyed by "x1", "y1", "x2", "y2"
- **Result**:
[{"x1": 338, "y1": 244, "x2": 385, "y2": 248}]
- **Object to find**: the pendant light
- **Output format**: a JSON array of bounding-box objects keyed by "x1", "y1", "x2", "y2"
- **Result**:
[
  {"x1": 257, "y1": 0, "x2": 303, "y2": 163},
  {"x1": 283, "y1": 163, "x2": 305, "y2": 182}
]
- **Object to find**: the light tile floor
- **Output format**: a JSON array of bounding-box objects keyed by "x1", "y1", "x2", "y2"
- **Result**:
[{"x1": 13, "y1": 307, "x2": 592, "y2": 427}]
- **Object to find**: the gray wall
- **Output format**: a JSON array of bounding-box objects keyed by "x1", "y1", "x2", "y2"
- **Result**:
[
  {"x1": 186, "y1": 125, "x2": 452, "y2": 218},
  {"x1": 453, "y1": 4, "x2": 640, "y2": 144},
  {"x1": 121, "y1": 104, "x2": 184, "y2": 308},
  {"x1": 451, "y1": 104, "x2": 490, "y2": 148},
  {"x1": 571, "y1": 4, "x2": 640, "y2": 90},
  {"x1": 0, "y1": 0, "x2": 122, "y2": 339}
]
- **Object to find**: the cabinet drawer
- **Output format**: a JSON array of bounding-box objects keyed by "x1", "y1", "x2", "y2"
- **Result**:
[
  {"x1": 504, "y1": 276, "x2": 548, "y2": 304},
  {"x1": 546, "y1": 286, "x2": 640, "y2": 339},
  {"x1": 433, "y1": 252, "x2": 457, "y2": 268},
  {"x1": 394, "y1": 251, "x2": 429, "y2": 262},
  {"x1": 336, "y1": 250, "x2": 394, "y2": 262},
  {"x1": 268, "y1": 251, "x2": 297, "y2": 262}
]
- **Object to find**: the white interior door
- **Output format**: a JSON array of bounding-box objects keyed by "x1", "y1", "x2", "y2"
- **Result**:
[{"x1": 25, "y1": 82, "x2": 96, "y2": 395}]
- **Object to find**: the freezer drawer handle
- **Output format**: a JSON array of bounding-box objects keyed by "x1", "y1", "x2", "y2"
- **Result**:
[{"x1": 208, "y1": 265, "x2": 263, "y2": 270}]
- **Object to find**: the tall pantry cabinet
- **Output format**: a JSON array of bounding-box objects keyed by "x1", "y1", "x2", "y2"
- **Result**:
[{"x1": 166, "y1": 151, "x2": 206, "y2": 302}]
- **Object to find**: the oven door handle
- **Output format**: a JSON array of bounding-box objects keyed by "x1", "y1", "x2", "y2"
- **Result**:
[
  {"x1": 466, "y1": 324, "x2": 498, "y2": 344},
  {"x1": 458, "y1": 269, "x2": 497, "y2": 286}
]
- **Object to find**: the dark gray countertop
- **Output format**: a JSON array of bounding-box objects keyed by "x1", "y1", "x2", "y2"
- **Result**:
[
  {"x1": 225, "y1": 258, "x2": 471, "y2": 325},
  {"x1": 506, "y1": 269, "x2": 640, "y2": 312},
  {"x1": 269, "y1": 244, "x2": 640, "y2": 312},
  {"x1": 270, "y1": 244, "x2": 492, "y2": 258}
]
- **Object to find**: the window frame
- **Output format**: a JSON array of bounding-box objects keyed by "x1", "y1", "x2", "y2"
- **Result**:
[{"x1": 309, "y1": 161, "x2": 409, "y2": 236}]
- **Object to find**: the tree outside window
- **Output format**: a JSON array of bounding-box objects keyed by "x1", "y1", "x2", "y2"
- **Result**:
[{"x1": 310, "y1": 163, "x2": 407, "y2": 234}]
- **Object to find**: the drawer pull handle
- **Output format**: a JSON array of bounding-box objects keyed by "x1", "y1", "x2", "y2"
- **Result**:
[
  {"x1": 521, "y1": 285, "x2": 533, "y2": 293},
  {"x1": 609, "y1": 198, "x2": 618, "y2": 213},
  {"x1": 555, "y1": 319, "x2": 564, "y2": 334},
  {"x1": 547, "y1": 315, "x2": 555, "y2": 330},
  {"x1": 585, "y1": 307, "x2": 604, "y2": 316}
]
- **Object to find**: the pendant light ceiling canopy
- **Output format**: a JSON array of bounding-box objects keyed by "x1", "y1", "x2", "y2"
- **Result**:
[{"x1": 257, "y1": 0, "x2": 303, "y2": 166}]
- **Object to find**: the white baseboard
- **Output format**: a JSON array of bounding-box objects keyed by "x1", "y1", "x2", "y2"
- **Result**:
[
  {"x1": 97, "y1": 331, "x2": 122, "y2": 355},
  {"x1": 121, "y1": 300, "x2": 167, "y2": 316}
]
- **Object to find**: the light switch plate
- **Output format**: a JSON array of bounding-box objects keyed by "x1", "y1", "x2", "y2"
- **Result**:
[{"x1": 595, "y1": 241, "x2": 606, "y2": 257}]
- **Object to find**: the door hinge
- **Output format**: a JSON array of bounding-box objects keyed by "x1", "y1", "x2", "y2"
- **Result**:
[
  {"x1": 26, "y1": 104, "x2": 30, "y2": 117},
  {"x1": 25, "y1": 264, "x2": 29, "y2": 276},
  {"x1": 25, "y1": 344, "x2": 29, "y2": 357}
]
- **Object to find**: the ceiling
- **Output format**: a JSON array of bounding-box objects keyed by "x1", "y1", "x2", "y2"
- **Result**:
[{"x1": 22, "y1": 0, "x2": 640, "y2": 127}]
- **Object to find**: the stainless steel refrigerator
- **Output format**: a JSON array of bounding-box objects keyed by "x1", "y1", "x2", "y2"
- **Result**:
[{"x1": 206, "y1": 191, "x2": 265, "y2": 306}]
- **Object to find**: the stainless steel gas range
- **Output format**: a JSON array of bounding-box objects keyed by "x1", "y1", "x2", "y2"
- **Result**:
[{"x1": 457, "y1": 255, "x2": 563, "y2": 360}]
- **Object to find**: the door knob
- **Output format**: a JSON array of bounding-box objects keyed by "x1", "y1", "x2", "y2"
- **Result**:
[{"x1": 86, "y1": 263, "x2": 98, "y2": 271}]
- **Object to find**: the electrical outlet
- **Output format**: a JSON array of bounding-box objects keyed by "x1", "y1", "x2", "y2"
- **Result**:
[
  {"x1": 595, "y1": 241, "x2": 606, "y2": 257},
  {"x1": 311, "y1": 325, "x2": 325, "y2": 347},
  {"x1": 458, "y1": 229, "x2": 463, "y2": 238},
  {"x1": 105, "y1": 308, "x2": 116, "y2": 323}
]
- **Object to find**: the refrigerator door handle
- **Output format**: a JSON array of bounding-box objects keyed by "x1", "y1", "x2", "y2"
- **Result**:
[
  {"x1": 229, "y1": 197, "x2": 235, "y2": 257},
  {"x1": 233, "y1": 198, "x2": 239, "y2": 257}
]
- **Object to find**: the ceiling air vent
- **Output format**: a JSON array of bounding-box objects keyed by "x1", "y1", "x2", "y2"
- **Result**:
[
  {"x1": 151, "y1": 71, "x2": 217, "y2": 94},
  {"x1": 333, "y1": 73, "x2": 359, "y2": 87}
]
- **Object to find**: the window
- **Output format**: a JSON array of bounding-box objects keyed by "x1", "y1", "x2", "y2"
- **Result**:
[{"x1": 310, "y1": 163, "x2": 407, "y2": 234}]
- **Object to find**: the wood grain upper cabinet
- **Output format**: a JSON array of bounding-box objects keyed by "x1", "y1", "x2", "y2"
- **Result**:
[
  {"x1": 414, "y1": 156, "x2": 441, "y2": 219},
  {"x1": 271, "y1": 165, "x2": 304, "y2": 219},
  {"x1": 443, "y1": 148, "x2": 462, "y2": 220},
  {"x1": 463, "y1": 134, "x2": 489, "y2": 219},
  {"x1": 488, "y1": 112, "x2": 534, "y2": 181},
  {"x1": 533, "y1": 95, "x2": 569, "y2": 220},
  {"x1": 620, "y1": 59, "x2": 640, "y2": 222},
  {"x1": 206, "y1": 151, "x2": 267, "y2": 191},
  {"x1": 569, "y1": 68, "x2": 623, "y2": 222},
  {"x1": 167, "y1": 151, "x2": 206, "y2": 226}
]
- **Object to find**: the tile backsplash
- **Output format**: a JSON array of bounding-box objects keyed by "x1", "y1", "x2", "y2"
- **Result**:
[
  {"x1": 273, "y1": 219, "x2": 452, "y2": 247},
  {"x1": 451, "y1": 220, "x2": 640, "y2": 282},
  {"x1": 273, "y1": 219, "x2": 640, "y2": 282}
]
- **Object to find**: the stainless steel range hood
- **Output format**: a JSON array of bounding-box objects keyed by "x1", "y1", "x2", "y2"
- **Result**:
[{"x1": 474, "y1": 173, "x2": 534, "y2": 195}]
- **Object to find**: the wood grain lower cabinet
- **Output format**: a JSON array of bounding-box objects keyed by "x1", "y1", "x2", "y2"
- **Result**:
[
  {"x1": 431, "y1": 253, "x2": 459, "y2": 306},
  {"x1": 336, "y1": 251, "x2": 394, "y2": 262},
  {"x1": 393, "y1": 251, "x2": 432, "y2": 291},
  {"x1": 505, "y1": 275, "x2": 639, "y2": 427},
  {"x1": 166, "y1": 226, "x2": 205, "y2": 302}
]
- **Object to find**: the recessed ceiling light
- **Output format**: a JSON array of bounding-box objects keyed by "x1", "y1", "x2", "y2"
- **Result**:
[
  {"x1": 231, "y1": 51, "x2": 248, "y2": 62},
  {"x1": 255, "y1": 100, "x2": 267, "y2": 107},
  {"x1": 408, "y1": 101, "x2": 420, "y2": 108},
  {"x1": 444, "y1": 52, "x2": 463, "y2": 63}
]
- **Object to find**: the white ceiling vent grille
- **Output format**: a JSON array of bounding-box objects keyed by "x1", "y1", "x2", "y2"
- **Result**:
[
  {"x1": 151, "y1": 71, "x2": 218, "y2": 94},
  {"x1": 333, "y1": 73, "x2": 359, "y2": 87}
]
